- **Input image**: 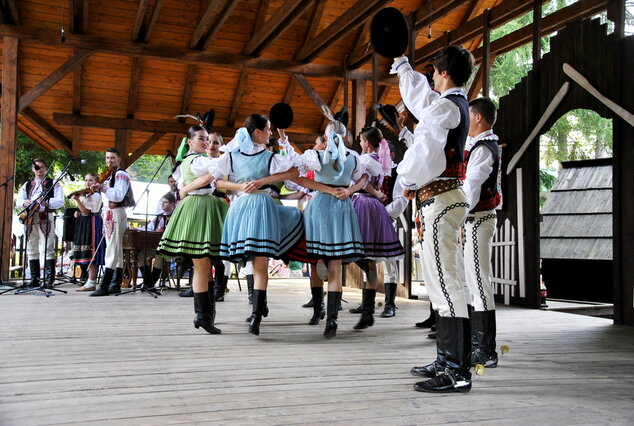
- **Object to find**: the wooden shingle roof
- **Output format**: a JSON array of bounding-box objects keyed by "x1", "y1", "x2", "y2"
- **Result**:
[{"x1": 540, "y1": 158, "x2": 612, "y2": 260}]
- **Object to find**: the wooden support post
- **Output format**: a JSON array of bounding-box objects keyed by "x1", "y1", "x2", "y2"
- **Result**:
[
  {"x1": 0, "y1": 36, "x2": 18, "y2": 281},
  {"x1": 351, "y1": 79, "x2": 366, "y2": 143},
  {"x1": 482, "y1": 8, "x2": 491, "y2": 97},
  {"x1": 115, "y1": 129, "x2": 129, "y2": 169},
  {"x1": 343, "y1": 55, "x2": 349, "y2": 112},
  {"x1": 371, "y1": 52, "x2": 378, "y2": 122}
]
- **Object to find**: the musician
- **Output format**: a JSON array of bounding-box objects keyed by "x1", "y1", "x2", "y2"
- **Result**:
[
  {"x1": 156, "y1": 175, "x2": 180, "y2": 214},
  {"x1": 139, "y1": 192, "x2": 176, "y2": 288},
  {"x1": 393, "y1": 46, "x2": 474, "y2": 393},
  {"x1": 71, "y1": 173, "x2": 106, "y2": 291},
  {"x1": 16, "y1": 158, "x2": 64, "y2": 288},
  {"x1": 89, "y1": 148, "x2": 135, "y2": 296},
  {"x1": 462, "y1": 97, "x2": 502, "y2": 368}
]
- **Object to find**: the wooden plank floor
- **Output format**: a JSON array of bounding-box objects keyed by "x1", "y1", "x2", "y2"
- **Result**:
[{"x1": 1, "y1": 279, "x2": 633, "y2": 425}]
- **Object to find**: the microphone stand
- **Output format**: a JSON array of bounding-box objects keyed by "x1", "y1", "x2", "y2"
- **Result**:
[
  {"x1": 118, "y1": 152, "x2": 171, "y2": 298},
  {"x1": 7, "y1": 161, "x2": 74, "y2": 296}
]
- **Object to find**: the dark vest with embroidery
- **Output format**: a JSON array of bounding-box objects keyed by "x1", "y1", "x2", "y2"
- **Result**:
[
  {"x1": 439, "y1": 93, "x2": 468, "y2": 179},
  {"x1": 464, "y1": 138, "x2": 502, "y2": 212},
  {"x1": 25, "y1": 178, "x2": 55, "y2": 204},
  {"x1": 107, "y1": 168, "x2": 135, "y2": 208}
]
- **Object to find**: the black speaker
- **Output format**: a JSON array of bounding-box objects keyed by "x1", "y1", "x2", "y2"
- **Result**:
[{"x1": 63, "y1": 208, "x2": 78, "y2": 242}]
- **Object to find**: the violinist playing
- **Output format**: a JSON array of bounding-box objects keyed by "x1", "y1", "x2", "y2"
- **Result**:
[
  {"x1": 88, "y1": 148, "x2": 135, "y2": 297},
  {"x1": 16, "y1": 158, "x2": 65, "y2": 288},
  {"x1": 70, "y1": 173, "x2": 106, "y2": 291}
]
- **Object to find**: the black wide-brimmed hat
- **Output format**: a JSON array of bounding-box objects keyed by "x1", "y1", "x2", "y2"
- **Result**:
[
  {"x1": 371, "y1": 7, "x2": 409, "y2": 58},
  {"x1": 270, "y1": 102, "x2": 294, "y2": 129},
  {"x1": 377, "y1": 104, "x2": 399, "y2": 129}
]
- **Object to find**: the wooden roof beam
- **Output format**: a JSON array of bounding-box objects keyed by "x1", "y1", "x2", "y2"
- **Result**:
[
  {"x1": 18, "y1": 49, "x2": 93, "y2": 112},
  {"x1": 318, "y1": 81, "x2": 343, "y2": 133},
  {"x1": 132, "y1": 0, "x2": 164, "y2": 43},
  {"x1": 414, "y1": 0, "x2": 550, "y2": 66},
  {"x1": 413, "y1": 0, "x2": 469, "y2": 31},
  {"x1": 283, "y1": 77, "x2": 297, "y2": 104},
  {"x1": 22, "y1": 108, "x2": 72, "y2": 153},
  {"x1": 471, "y1": 0, "x2": 609, "y2": 63},
  {"x1": 190, "y1": 0, "x2": 239, "y2": 50},
  {"x1": 177, "y1": 64, "x2": 197, "y2": 123},
  {"x1": 227, "y1": 71, "x2": 249, "y2": 128},
  {"x1": 126, "y1": 57, "x2": 143, "y2": 119},
  {"x1": 244, "y1": 0, "x2": 314, "y2": 57},
  {"x1": 126, "y1": 133, "x2": 166, "y2": 165},
  {"x1": 295, "y1": 0, "x2": 392, "y2": 63},
  {"x1": 0, "y1": 24, "x2": 375, "y2": 80},
  {"x1": 0, "y1": 0, "x2": 20, "y2": 25},
  {"x1": 293, "y1": 74, "x2": 328, "y2": 111},
  {"x1": 460, "y1": 0, "x2": 486, "y2": 24},
  {"x1": 70, "y1": 0, "x2": 89, "y2": 34}
]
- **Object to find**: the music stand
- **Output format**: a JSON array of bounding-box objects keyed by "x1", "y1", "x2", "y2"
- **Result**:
[{"x1": 118, "y1": 152, "x2": 172, "y2": 298}]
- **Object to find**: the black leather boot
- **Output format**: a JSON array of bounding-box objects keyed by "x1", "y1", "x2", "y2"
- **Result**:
[
  {"x1": 147, "y1": 267, "x2": 162, "y2": 288},
  {"x1": 324, "y1": 291, "x2": 341, "y2": 338},
  {"x1": 469, "y1": 304, "x2": 482, "y2": 348},
  {"x1": 471, "y1": 310, "x2": 498, "y2": 367},
  {"x1": 249, "y1": 289, "x2": 267, "y2": 336},
  {"x1": 214, "y1": 277, "x2": 226, "y2": 302},
  {"x1": 414, "y1": 316, "x2": 472, "y2": 393},
  {"x1": 411, "y1": 312, "x2": 446, "y2": 378},
  {"x1": 415, "y1": 303, "x2": 436, "y2": 328},
  {"x1": 90, "y1": 268, "x2": 114, "y2": 297},
  {"x1": 44, "y1": 259, "x2": 56, "y2": 288},
  {"x1": 140, "y1": 265, "x2": 152, "y2": 287},
  {"x1": 353, "y1": 288, "x2": 376, "y2": 330},
  {"x1": 308, "y1": 286, "x2": 325, "y2": 325},
  {"x1": 245, "y1": 288, "x2": 269, "y2": 322},
  {"x1": 246, "y1": 274, "x2": 254, "y2": 304},
  {"x1": 380, "y1": 283, "x2": 397, "y2": 318},
  {"x1": 302, "y1": 296, "x2": 314, "y2": 308},
  {"x1": 193, "y1": 291, "x2": 221, "y2": 334},
  {"x1": 109, "y1": 268, "x2": 122, "y2": 294},
  {"x1": 28, "y1": 259, "x2": 40, "y2": 287}
]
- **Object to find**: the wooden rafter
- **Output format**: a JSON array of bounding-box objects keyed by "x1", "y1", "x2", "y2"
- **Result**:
[
  {"x1": 115, "y1": 129, "x2": 129, "y2": 167},
  {"x1": 190, "y1": 0, "x2": 239, "y2": 50},
  {"x1": 413, "y1": 0, "x2": 468, "y2": 31},
  {"x1": 227, "y1": 71, "x2": 249, "y2": 128},
  {"x1": 414, "y1": 0, "x2": 549, "y2": 66},
  {"x1": 18, "y1": 49, "x2": 93, "y2": 112},
  {"x1": 0, "y1": 0, "x2": 20, "y2": 25},
  {"x1": 294, "y1": 0, "x2": 391, "y2": 63},
  {"x1": 72, "y1": 48, "x2": 83, "y2": 155},
  {"x1": 127, "y1": 133, "x2": 166, "y2": 165},
  {"x1": 132, "y1": 0, "x2": 164, "y2": 43},
  {"x1": 298, "y1": 0, "x2": 326, "y2": 51},
  {"x1": 460, "y1": 0, "x2": 486, "y2": 24},
  {"x1": 471, "y1": 0, "x2": 609, "y2": 63},
  {"x1": 283, "y1": 78, "x2": 297, "y2": 105},
  {"x1": 347, "y1": 22, "x2": 372, "y2": 69},
  {"x1": 0, "y1": 24, "x2": 375, "y2": 80},
  {"x1": 126, "y1": 57, "x2": 143, "y2": 119},
  {"x1": 293, "y1": 74, "x2": 328, "y2": 111},
  {"x1": 21, "y1": 108, "x2": 72, "y2": 153},
  {"x1": 252, "y1": 0, "x2": 271, "y2": 34},
  {"x1": 377, "y1": 84, "x2": 391, "y2": 104},
  {"x1": 244, "y1": 0, "x2": 313, "y2": 57},
  {"x1": 69, "y1": 0, "x2": 89, "y2": 34},
  {"x1": 177, "y1": 64, "x2": 197, "y2": 123}
]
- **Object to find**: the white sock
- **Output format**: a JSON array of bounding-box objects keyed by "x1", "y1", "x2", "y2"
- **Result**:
[{"x1": 84, "y1": 279, "x2": 96, "y2": 288}]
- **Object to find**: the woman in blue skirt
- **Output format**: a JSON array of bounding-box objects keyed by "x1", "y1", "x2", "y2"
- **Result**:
[
  {"x1": 293, "y1": 118, "x2": 367, "y2": 338},
  {"x1": 181, "y1": 114, "x2": 302, "y2": 336},
  {"x1": 157, "y1": 125, "x2": 238, "y2": 335}
]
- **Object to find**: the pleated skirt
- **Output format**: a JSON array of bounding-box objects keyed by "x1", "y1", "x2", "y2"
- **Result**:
[
  {"x1": 303, "y1": 192, "x2": 365, "y2": 260},
  {"x1": 73, "y1": 213, "x2": 105, "y2": 265},
  {"x1": 220, "y1": 193, "x2": 303, "y2": 261},
  {"x1": 351, "y1": 193, "x2": 405, "y2": 261},
  {"x1": 156, "y1": 194, "x2": 228, "y2": 259}
]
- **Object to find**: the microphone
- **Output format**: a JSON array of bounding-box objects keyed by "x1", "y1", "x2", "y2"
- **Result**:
[
  {"x1": 68, "y1": 173, "x2": 76, "y2": 182},
  {"x1": 70, "y1": 156, "x2": 87, "y2": 164},
  {"x1": 166, "y1": 150, "x2": 176, "y2": 159},
  {"x1": 31, "y1": 159, "x2": 41, "y2": 171}
]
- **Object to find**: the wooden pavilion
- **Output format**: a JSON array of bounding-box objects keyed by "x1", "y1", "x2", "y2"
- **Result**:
[{"x1": 1, "y1": 0, "x2": 632, "y2": 324}]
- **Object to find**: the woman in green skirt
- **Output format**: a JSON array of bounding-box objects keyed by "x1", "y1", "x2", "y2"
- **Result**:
[{"x1": 156, "y1": 125, "x2": 239, "y2": 334}]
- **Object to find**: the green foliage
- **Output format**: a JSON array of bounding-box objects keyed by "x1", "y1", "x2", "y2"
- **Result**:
[{"x1": 127, "y1": 154, "x2": 173, "y2": 184}]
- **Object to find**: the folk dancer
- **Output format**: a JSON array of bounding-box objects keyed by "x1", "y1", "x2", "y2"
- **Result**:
[
  {"x1": 462, "y1": 97, "x2": 502, "y2": 368},
  {"x1": 393, "y1": 46, "x2": 475, "y2": 393}
]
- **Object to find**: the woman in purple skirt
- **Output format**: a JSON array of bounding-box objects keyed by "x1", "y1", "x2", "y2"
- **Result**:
[{"x1": 349, "y1": 126, "x2": 405, "y2": 329}]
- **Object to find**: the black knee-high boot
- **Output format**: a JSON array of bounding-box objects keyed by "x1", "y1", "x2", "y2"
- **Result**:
[
  {"x1": 416, "y1": 303, "x2": 436, "y2": 328},
  {"x1": 45, "y1": 259, "x2": 56, "y2": 288},
  {"x1": 380, "y1": 283, "x2": 397, "y2": 318},
  {"x1": 471, "y1": 310, "x2": 498, "y2": 367},
  {"x1": 193, "y1": 291, "x2": 221, "y2": 334},
  {"x1": 324, "y1": 291, "x2": 341, "y2": 338},
  {"x1": 414, "y1": 316, "x2": 472, "y2": 393},
  {"x1": 308, "y1": 286, "x2": 325, "y2": 325},
  {"x1": 249, "y1": 289, "x2": 267, "y2": 336},
  {"x1": 90, "y1": 268, "x2": 114, "y2": 297},
  {"x1": 411, "y1": 310, "x2": 446, "y2": 378},
  {"x1": 109, "y1": 268, "x2": 123, "y2": 294},
  {"x1": 353, "y1": 288, "x2": 376, "y2": 330},
  {"x1": 147, "y1": 267, "x2": 162, "y2": 288},
  {"x1": 28, "y1": 259, "x2": 40, "y2": 287}
]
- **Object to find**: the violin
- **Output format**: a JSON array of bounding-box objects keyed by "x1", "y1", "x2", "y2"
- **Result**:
[
  {"x1": 67, "y1": 165, "x2": 117, "y2": 199},
  {"x1": 19, "y1": 199, "x2": 42, "y2": 225}
]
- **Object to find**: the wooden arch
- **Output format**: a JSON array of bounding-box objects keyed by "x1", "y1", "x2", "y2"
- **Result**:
[{"x1": 494, "y1": 17, "x2": 634, "y2": 325}]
